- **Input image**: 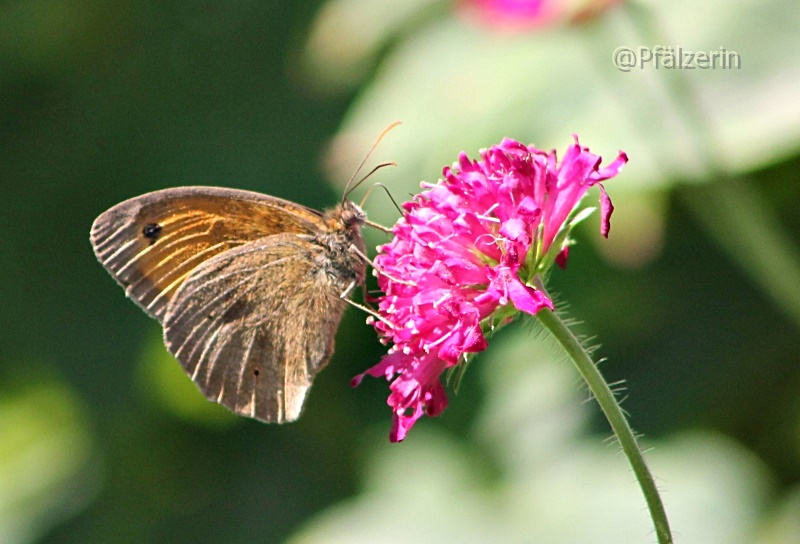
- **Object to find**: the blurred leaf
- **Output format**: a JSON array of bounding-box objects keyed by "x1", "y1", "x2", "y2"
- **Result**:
[
  {"x1": 301, "y1": 0, "x2": 448, "y2": 93},
  {"x1": 289, "y1": 324, "x2": 775, "y2": 544},
  {"x1": 755, "y1": 486, "x2": 800, "y2": 544},
  {"x1": 0, "y1": 372, "x2": 96, "y2": 544},
  {"x1": 307, "y1": 0, "x2": 800, "y2": 226}
]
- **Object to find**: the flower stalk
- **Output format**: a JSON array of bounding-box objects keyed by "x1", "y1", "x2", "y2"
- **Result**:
[{"x1": 535, "y1": 303, "x2": 673, "y2": 544}]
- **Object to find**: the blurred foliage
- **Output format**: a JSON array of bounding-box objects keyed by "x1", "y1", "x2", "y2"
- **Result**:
[
  {"x1": 1, "y1": 0, "x2": 799, "y2": 543},
  {"x1": 291, "y1": 326, "x2": 777, "y2": 544},
  {"x1": 0, "y1": 372, "x2": 95, "y2": 544}
]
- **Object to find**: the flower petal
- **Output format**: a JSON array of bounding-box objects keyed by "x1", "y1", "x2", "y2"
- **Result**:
[{"x1": 599, "y1": 183, "x2": 614, "y2": 238}]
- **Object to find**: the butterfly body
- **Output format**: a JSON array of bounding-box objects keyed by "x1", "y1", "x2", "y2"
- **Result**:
[{"x1": 91, "y1": 187, "x2": 366, "y2": 423}]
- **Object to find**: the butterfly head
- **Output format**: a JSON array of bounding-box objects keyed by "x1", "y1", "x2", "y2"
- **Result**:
[{"x1": 325, "y1": 200, "x2": 366, "y2": 233}]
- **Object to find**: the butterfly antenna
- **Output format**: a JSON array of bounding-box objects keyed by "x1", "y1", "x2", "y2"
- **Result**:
[
  {"x1": 345, "y1": 161, "x2": 397, "y2": 203},
  {"x1": 341, "y1": 121, "x2": 401, "y2": 204},
  {"x1": 359, "y1": 182, "x2": 403, "y2": 216}
]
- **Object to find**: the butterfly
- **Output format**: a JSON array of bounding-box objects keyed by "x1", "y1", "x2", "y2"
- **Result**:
[{"x1": 90, "y1": 186, "x2": 367, "y2": 423}]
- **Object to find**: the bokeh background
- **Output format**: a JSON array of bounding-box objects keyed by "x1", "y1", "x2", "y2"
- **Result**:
[{"x1": 2, "y1": 0, "x2": 800, "y2": 542}]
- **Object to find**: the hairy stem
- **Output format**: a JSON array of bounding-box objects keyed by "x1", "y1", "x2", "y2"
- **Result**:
[{"x1": 535, "y1": 307, "x2": 673, "y2": 544}]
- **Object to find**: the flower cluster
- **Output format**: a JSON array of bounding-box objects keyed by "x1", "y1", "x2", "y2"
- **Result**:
[
  {"x1": 458, "y1": 0, "x2": 623, "y2": 31},
  {"x1": 458, "y1": 0, "x2": 561, "y2": 30},
  {"x1": 354, "y1": 136, "x2": 628, "y2": 441}
]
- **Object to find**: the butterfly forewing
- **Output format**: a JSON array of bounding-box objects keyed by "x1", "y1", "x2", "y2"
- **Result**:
[
  {"x1": 90, "y1": 187, "x2": 325, "y2": 320},
  {"x1": 162, "y1": 234, "x2": 348, "y2": 422}
]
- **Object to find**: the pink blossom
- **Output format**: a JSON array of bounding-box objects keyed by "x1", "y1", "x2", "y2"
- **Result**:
[
  {"x1": 355, "y1": 136, "x2": 628, "y2": 441},
  {"x1": 458, "y1": 0, "x2": 561, "y2": 31},
  {"x1": 457, "y1": 0, "x2": 623, "y2": 31}
]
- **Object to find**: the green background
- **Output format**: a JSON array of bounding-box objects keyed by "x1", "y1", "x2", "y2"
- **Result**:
[{"x1": 2, "y1": 1, "x2": 799, "y2": 543}]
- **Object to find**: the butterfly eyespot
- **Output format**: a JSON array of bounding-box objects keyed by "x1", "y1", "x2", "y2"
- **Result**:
[
  {"x1": 142, "y1": 223, "x2": 162, "y2": 245},
  {"x1": 253, "y1": 369, "x2": 260, "y2": 377}
]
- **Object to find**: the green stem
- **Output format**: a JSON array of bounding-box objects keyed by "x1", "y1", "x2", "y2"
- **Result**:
[{"x1": 535, "y1": 307, "x2": 673, "y2": 544}]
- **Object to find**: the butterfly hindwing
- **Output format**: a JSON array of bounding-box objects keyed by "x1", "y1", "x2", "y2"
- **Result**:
[{"x1": 162, "y1": 234, "x2": 348, "y2": 423}]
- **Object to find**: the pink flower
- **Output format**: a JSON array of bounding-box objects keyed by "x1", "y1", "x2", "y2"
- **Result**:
[
  {"x1": 355, "y1": 136, "x2": 628, "y2": 441},
  {"x1": 457, "y1": 0, "x2": 623, "y2": 31},
  {"x1": 458, "y1": 0, "x2": 561, "y2": 31}
]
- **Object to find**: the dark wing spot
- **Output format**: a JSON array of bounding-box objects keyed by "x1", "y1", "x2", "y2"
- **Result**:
[
  {"x1": 253, "y1": 369, "x2": 260, "y2": 377},
  {"x1": 142, "y1": 223, "x2": 162, "y2": 245},
  {"x1": 221, "y1": 297, "x2": 249, "y2": 323}
]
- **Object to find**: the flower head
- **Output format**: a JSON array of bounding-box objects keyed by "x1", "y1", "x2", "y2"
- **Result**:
[
  {"x1": 355, "y1": 136, "x2": 628, "y2": 441},
  {"x1": 457, "y1": 0, "x2": 623, "y2": 31},
  {"x1": 458, "y1": 0, "x2": 561, "y2": 31}
]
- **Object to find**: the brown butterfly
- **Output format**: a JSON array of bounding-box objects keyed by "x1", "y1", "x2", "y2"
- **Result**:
[{"x1": 90, "y1": 186, "x2": 368, "y2": 423}]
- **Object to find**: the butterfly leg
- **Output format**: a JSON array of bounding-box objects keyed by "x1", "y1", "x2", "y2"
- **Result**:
[
  {"x1": 339, "y1": 279, "x2": 358, "y2": 299},
  {"x1": 339, "y1": 280, "x2": 395, "y2": 328}
]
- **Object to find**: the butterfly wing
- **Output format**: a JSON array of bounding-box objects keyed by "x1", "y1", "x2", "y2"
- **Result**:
[
  {"x1": 90, "y1": 187, "x2": 325, "y2": 321},
  {"x1": 162, "y1": 233, "x2": 349, "y2": 423}
]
